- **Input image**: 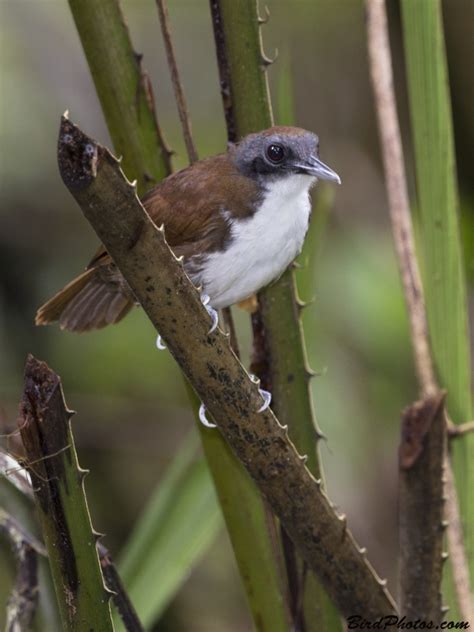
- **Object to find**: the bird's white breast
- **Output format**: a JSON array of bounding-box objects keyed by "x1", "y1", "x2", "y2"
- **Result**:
[{"x1": 199, "y1": 174, "x2": 315, "y2": 309}]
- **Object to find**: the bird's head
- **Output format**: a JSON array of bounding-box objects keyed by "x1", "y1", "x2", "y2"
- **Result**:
[{"x1": 232, "y1": 126, "x2": 341, "y2": 186}]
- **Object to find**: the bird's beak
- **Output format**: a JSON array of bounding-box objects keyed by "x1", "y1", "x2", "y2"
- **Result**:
[{"x1": 302, "y1": 155, "x2": 341, "y2": 184}]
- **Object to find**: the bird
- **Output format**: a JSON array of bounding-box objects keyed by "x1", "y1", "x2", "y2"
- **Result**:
[{"x1": 35, "y1": 126, "x2": 340, "y2": 333}]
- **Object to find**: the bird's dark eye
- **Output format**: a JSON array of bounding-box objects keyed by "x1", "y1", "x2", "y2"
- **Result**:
[{"x1": 266, "y1": 143, "x2": 285, "y2": 164}]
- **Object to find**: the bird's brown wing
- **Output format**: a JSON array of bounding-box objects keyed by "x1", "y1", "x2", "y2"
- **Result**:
[
  {"x1": 88, "y1": 153, "x2": 260, "y2": 267},
  {"x1": 36, "y1": 154, "x2": 261, "y2": 332}
]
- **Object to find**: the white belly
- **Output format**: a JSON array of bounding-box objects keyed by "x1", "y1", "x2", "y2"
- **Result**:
[{"x1": 198, "y1": 174, "x2": 315, "y2": 309}]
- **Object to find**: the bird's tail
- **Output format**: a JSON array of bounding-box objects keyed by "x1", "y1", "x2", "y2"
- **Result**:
[{"x1": 35, "y1": 268, "x2": 134, "y2": 332}]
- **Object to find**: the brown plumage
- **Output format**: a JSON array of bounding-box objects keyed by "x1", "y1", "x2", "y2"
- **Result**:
[{"x1": 35, "y1": 153, "x2": 260, "y2": 332}]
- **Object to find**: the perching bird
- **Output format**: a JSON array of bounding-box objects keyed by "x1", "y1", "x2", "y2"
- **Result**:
[{"x1": 36, "y1": 126, "x2": 340, "y2": 332}]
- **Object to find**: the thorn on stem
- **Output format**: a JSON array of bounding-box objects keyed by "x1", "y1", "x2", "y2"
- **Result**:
[
  {"x1": 258, "y1": 4, "x2": 271, "y2": 24},
  {"x1": 261, "y1": 48, "x2": 278, "y2": 67}
]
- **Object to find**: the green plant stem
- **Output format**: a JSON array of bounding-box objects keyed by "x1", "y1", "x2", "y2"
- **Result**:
[
  {"x1": 210, "y1": 1, "x2": 341, "y2": 627},
  {"x1": 400, "y1": 0, "x2": 473, "y2": 619},
  {"x1": 68, "y1": 0, "x2": 172, "y2": 195},
  {"x1": 18, "y1": 354, "x2": 113, "y2": 631},
  {"x1": 197, "y1": 423, "x2": 291, "y2": 631},
  {"x1": 56, "y1": 116, "x2": 397, "y2": 618}
]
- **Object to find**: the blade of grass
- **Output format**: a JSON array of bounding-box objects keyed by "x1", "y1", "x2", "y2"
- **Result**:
[
  {"x1": 400, "y1": 0, "x2": 473, "y2": 619},
  {"x1": 118, "y1": 432, "x2": 221, "y2": 628}
]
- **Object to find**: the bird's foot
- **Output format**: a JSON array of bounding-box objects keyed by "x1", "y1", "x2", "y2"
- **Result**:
[
  {"x1": 199, "y1": 403, "x2": 217, "y2": 428},
  {"x1": 257, "y1": 389, "x2": 272, "y2": 412},
  {"x1": 201, "y1": 293, "x2": 219, "y2": 334},
  {"x1": 156, "y1": 334, "x2": 166, "y2": 350},
  {"x1": 198, "y1": 380, "x2": 272, "y2": 430}
]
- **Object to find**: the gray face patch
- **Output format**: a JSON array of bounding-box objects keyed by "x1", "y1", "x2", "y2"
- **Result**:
[{"x1": 232, "y1": 130, "x2": 320, "y2": 182}]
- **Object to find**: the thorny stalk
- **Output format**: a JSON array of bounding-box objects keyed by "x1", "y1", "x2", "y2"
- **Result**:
[{"x1": 56, "y1": 114, "x2": 397, "y2": 618}]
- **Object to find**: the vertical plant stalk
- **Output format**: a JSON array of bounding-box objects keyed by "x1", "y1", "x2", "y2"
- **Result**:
[
  {"x1": 366, "y1": 0, "x2": 470, "y2": 620},
  {"x1": 68, "y1": 0, "x2": 172, "y2": 195},
  {"x1": 67, "y1": 3, "x2": 271, "y2": 627},
  {"x1": 366, "y1": 0, "x2": 436, "y2": 397},
  {"x1": 400, "y1": 0, "x2": 474, "y2": 603},
  {"x1": 155, "y1": 0, "x2": 198, "y2": 164},
  {"x1": 209, "y1": 1, "x2": 339, "y2": 628},
  {"x1": 400, "y1": 0, "x2": 473, "y2": 621},
  {"x1": 151, "y1": 9, "x2": 291, "y2": 629},
  {"x1": 18, "y1": 354, "x2": 114, "y2": 631},
  {"x1": 0, "y1": 508, "x2": 44, "y2": 632}
]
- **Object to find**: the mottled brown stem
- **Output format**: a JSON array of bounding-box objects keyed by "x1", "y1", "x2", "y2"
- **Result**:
[
  {"x1": 155, "y1": 0, "x2": 198, "y2": 164},
  {"x1": 398, "y1": 393, "x2": 447, "y2": 621},
  {"x1": 0, "y1": 508, "x2": 43, "y2": 632},
  {"x1": 56, "y1": 115, "x2": 396, "y2": 618}
]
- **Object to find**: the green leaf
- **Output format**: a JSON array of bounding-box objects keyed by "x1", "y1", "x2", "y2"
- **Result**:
[{"x1": 117, "y1": 433, "x2": 221, "y2": 628}]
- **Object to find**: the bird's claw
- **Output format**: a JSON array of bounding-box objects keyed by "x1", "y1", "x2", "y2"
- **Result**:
[
  {"x1": 199, "y1": 384, "x2": 271, "y2": 429},
  {"x1": 199, "y1": 402, "x2": 217, "y2": 428},
  {"x1": 156, "y1": 334, "x2": 166, "y2": 350},
  {"x1": 257, "y1": 388, "x2": 272, "y2": 413},
  {"x1": 201, "y1": 293, "x2": 219, "y2": 334}
]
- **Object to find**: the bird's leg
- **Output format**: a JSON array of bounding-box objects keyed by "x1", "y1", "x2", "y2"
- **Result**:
[
  {"x1": 250, "y1": 374, "x2": 272, "y2": 413},
  {"x1": 200, "y1": 293, "x2": 219, "y2": 334}
]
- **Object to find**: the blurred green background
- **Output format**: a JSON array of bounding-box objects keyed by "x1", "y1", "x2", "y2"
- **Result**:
[{"x1": 0, "y1": 1, "x2": 472, "y2": 630}]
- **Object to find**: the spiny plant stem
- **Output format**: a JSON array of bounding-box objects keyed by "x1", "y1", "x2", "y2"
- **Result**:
[{"x1": 56, "y1": 114, "x2": 397, "y2": 619}]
